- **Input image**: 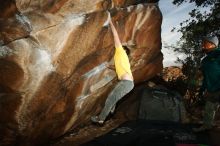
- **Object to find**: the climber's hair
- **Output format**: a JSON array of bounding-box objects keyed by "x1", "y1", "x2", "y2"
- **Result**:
[{"x1": 122, "y1": 46, "x2": 130, "y2": 56}]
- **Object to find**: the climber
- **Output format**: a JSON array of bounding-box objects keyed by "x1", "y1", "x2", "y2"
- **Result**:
[
  {"x1": 194, "y1": 35, "x2": 220, "y2": 132},
  {"x1": 91, "y1": 12, "x2": 134, "y2": 125}
]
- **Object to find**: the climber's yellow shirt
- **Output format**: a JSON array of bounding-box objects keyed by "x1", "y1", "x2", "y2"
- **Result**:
[{"x1": 114, "y1": 46, "x2": 132, "y2": 80}]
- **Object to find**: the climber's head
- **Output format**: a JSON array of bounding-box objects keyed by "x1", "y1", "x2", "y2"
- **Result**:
[
  {"x1": 123, "y1": 46, "x2": 131, "y2": 56},
  {"x1": 202, "y1": 35, "x2": 219, "y2": 53}
]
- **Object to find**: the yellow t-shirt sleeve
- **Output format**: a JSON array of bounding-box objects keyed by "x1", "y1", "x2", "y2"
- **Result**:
[{"x1": 114, "y1": 46, "x2": 132, "y2": 80}]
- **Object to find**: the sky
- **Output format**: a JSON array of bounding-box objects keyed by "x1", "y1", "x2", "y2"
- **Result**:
[
  {"x1": 159, "y1": 1, "x2": 196, "y2": 67},
  {"x1": 159, "y1": 1, "x2": 212, "y2": 67}
]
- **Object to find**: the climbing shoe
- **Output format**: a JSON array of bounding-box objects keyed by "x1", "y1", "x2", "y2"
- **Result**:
[{"x1": 91, "y1": 116, "x2": 104, "y2": 125}]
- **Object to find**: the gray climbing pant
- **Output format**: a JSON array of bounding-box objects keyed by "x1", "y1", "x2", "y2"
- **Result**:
[
  {"x1": 203, "y1": 91, "x2": 220, "y2": 127},
  {"x1": 98, "y1": 80, "x2": 134, "y2": 121}
]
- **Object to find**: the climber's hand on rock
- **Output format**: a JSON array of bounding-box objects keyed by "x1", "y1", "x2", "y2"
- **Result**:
[
  {"x1": 107, "y1": 64, "x2": 115, "y2": 70},
  {"x1": 103, "y1": 11, "x2": 111, "y2": 27}
]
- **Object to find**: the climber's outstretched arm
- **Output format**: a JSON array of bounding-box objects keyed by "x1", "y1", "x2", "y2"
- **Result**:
[{"x1": 109, "y1": 18, "x2": 122, "y2": 49}]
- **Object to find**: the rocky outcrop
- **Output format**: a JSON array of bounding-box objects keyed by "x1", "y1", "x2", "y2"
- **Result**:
[
  {"x1": 0, "y1": 0, "x2": 162, "y2": 145},
  {"x1": 162, "y1": 66, "x2": 184, "y2": 81}
]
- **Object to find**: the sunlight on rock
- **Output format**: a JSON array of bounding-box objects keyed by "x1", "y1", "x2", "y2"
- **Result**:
[{"x1": 0, "y1": 0, "x2": 162, "y2": 145}]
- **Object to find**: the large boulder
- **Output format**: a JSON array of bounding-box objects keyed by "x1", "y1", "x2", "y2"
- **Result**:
[{"x1": 0, "y1": 0, "x2": 163, "y2": 145}]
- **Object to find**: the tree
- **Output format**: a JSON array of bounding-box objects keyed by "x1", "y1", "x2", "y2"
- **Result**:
[{"x1": 167, "y1": 0, "x2": 220, "y2": 107}]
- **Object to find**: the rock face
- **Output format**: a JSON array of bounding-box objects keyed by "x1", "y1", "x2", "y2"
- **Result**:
[{"x1": 0, "y1": 0, "x2": 162, "y2": 145}]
